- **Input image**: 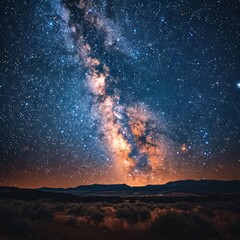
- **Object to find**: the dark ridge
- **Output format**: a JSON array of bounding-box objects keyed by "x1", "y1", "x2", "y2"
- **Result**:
[
  {"x1": 35, "y1": 180, "x2": 240, "y2": 196},
  {"x1": 1, "y1": 180, "x2": 240, "y2": 199}
]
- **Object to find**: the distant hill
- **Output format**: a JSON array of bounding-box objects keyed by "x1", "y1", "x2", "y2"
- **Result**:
[{"x1": 38, "y1": 180, "x2": 240, "y2": 196}]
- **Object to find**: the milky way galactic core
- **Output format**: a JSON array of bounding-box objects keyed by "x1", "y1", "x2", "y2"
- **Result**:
[{"x1": 1, "y1": 0, "x2": 240, "y2": 187}]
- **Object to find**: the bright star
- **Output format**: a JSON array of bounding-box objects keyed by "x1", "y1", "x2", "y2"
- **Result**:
[{"x1": 236, "y1": 81, "x2": 240, "y2": 89}]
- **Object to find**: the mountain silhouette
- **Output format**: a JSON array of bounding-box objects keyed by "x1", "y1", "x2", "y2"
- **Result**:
[{"x1": 38, "y1": 180, "x2": 240, "y2": 196}]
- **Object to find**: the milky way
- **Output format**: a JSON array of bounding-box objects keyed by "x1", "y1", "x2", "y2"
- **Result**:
[{"x1": 0, "y1": 0, "x2": 240, "y2": 187}]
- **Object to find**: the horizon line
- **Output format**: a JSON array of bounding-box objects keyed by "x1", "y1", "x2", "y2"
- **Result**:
[{"x1": 1, "y1": 178, "x2": 239, "y2": 190}]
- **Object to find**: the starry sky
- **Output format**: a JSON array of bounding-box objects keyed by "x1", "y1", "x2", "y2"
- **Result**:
[{"x1": 1, "y1": 0, "x2": 240, "y2": 188}]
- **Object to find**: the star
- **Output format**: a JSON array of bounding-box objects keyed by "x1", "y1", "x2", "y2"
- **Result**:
[{"x1": 236, "y1": 81, "x2": 240, "y2": 89}]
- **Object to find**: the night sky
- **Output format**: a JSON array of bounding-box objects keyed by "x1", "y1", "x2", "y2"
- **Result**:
[{"x1": 1, "y1": 0, "x2": 240, "y2": 188}]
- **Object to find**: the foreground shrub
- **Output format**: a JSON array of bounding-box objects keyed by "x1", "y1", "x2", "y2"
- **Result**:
[
  {"x1": 195, "y1": 206, "x2": 215, "y2": 218},
  {"x1": 190, "y1": 213, "x2": 217, "y2": 239},
  {"x1": 67, "y1": 204, "x2": 85, "y2": 216},
  {"x1": 52, "y1": 203, "x2": 65, "y2": 212},
  {"x1": 67, "y1": 204, "x2": 105, "y2": 223},
  {"x1": 89, "y1": 209, "x2": 105, "y2": 223},
  {"x1": 150, "y1": 210, "x2": 189, "y2": 238},
  {"x1": 24, "y1": 207, "x2": 54, "y2": 221},
  {"x1": 116, "y1": 205, "x2": 151, "y2": 224},
  {"x1": 150, "y1": 210, "x2": 217, "y2": 240},
  {"x1": 175, "y1": 202, "x2": 192, "y2": 211}
]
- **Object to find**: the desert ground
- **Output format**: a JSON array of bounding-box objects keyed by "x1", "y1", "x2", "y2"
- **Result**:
[{"x1": 0, "y1": 195, "x2": 239, "y2": 240}]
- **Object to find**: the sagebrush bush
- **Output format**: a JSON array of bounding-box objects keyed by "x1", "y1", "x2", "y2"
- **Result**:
[
  {"x1": 67, "y1": 204, "x2": 85, "y2": 216},
  {"x1": 89, "y1": 209, "x2": 105, "y2": 223},
  {"x1": 175, "y1": 202, "x2": 192, "y2": 211},
  {"x1": 195, "y1": 205, "x2": 215, "y2": 218},
  {"x1": 115, "y1": 205, "x2": 151, "y2": 224},
  {"x1": 24, "y1": 206, "x2": 54, "y2": 221},
  {"x1": 52, "y1": 203, "x2": 65, "y2": 212},
  {"x1": 150, "y1": 210, "x2": 189, "y2": 238},
  {"x1": 190, "y1": 213, "x2": 217, "y2": 239},
  {"x1": 150, "y1": 210, "x2": 218, "y2": 240},
  {"x1": 0, "y1": 198, "x2": 239, "y2": 240}
]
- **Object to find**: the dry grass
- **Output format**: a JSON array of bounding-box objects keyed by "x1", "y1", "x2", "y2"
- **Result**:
[{"x1": 0, "y1": 198, "x2": 239, "y2": 240}]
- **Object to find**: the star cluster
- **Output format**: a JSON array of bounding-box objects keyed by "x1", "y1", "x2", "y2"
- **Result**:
[{"x1": 0, "y1": 0, "x2": 240, "y2": 187}]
